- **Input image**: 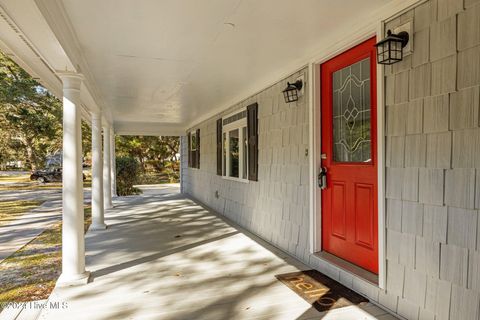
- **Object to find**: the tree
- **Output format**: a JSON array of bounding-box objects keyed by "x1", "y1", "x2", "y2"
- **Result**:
[
  {"x1": 115, "y1": 136, "x2": 179, "y2": 172},
  {"x1": 116, "y1": 156, "x2": 142, "y2": 195},
  {"x1": 81, "y1": 120, "x2": 92, "y2": 164},
  {"x1": 0, "y1": 51, "x2": 92, "y2": 170},
  {"x1": 0, "y1": 52, "x2": 63, "y2": 170},
  {"x1": 0, "y1": 127, "x2": 17, "y2": 169}
]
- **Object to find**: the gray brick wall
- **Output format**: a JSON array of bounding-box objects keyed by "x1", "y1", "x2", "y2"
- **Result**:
[{"x1": 384, "y1": 0, "x2": 480, "y2": 318}]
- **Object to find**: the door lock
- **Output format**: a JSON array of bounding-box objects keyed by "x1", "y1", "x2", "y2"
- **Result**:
[{"x1": 318, "y1": 167, "x2": 327, "y2": 189}]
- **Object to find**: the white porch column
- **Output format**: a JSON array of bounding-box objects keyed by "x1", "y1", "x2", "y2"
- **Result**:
[
  {"x1": 110, "y1": 130, "x2": 117, "y2": 197},
  {"x1": 91, "y1": 113, "x2": 107, "y2": 230},
  {"x1": 103, "y1": 125, "x2": 113, "y2": 209},
  {"x1": 57, "y1": 72, "x2": 90, "y2": 285}
]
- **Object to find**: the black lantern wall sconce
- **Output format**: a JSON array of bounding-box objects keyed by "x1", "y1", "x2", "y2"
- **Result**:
[
  {"x1": 375, "y1": 30, "x2": 410, "y2": 65},
  {"x1": 282, "y1": 80, "x2": 303, "y2": 103}
]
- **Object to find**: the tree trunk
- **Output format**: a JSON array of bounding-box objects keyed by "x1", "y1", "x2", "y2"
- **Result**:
[
  {"x1": 138, "y1": 157, "x2": 145, "y2": 173},
  {"x1": 25, "y1": 144, "x2": 37, "y2": 171}
]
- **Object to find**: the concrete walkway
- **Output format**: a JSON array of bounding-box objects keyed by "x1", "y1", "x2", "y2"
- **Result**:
[
  {"x1": 32, "y1": 186, "x2": 398, "y2": 320},
  {"x1": 0, "y1": 190, "x2": 91, "y2": 262},
  {"x1": 0, "y1": 189, "x2": 63, "y2": 203}
]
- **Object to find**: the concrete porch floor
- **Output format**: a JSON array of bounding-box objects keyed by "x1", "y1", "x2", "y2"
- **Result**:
[{"x1": 38, "y1": 186, "x2": 398, "y2": 320}]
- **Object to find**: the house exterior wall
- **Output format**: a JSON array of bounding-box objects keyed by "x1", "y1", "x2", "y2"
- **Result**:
[
  {"x1": 183, "y1": 67, "x2": 312, "y2": 263},
  {"x1": 382, "y1": 0, "x2": 480, "y2": 319},
  {"x1": 183, "y1": 1, "x2": 480, "y2": 319},
  {"x1": 180, "y1": 136, "x2": 188, "y2": 194}
]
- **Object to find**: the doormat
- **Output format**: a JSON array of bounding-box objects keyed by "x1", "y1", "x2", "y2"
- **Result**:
[{"x1": 275, "y1": 270, "x2": 369, "y2": 312}]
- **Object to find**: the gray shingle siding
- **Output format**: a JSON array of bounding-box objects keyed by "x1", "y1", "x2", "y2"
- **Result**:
[{"x1": 385, "y1": 1, "x2": 480, "y2": 319}]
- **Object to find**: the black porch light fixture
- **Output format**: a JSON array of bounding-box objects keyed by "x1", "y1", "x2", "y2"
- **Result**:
[
  {"x1": 282, "y1": 80, "x2": 303, "y2": 103},
  {"x1": 375, "y1": 30, "x2": 410, "y2": 65}
]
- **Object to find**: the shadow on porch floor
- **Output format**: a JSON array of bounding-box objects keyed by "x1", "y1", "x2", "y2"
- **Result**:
[{"x1": 38, "y1": 185, "x2": 398, "y2": 320}]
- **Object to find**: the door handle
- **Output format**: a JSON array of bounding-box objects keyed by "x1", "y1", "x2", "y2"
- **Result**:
[{"x1": 318, "y1": 167, "x2": 327, "y2": 189}]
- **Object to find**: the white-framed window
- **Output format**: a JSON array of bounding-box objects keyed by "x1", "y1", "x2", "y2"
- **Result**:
[
  {"x1": 222, "y1": 110, "x2": 248, "y2": 182},
  {"x1": 190, "y1": 130, "x2": 197, "y2": 151},
  {"x1": 188, "y1": 129, "x2": 200, "y2": 169}
]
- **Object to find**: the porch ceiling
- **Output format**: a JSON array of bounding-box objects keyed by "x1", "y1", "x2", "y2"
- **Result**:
[
  {"x1": 61, "y1": 0, "x2": 392, "y2": 132},
  {"x1": 0, "y1": 0, "x2": 396, "y2": 134}
]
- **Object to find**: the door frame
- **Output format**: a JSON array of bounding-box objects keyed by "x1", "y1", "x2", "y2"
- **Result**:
[
  {"x1": 308, "y1": 0, "x2": 426, "y2": 290},
  {"x1": 320, "y1": 37, "x2": 379, "y2": 274},
  {"x1": 309, "y1": 25, "x2": 386, "y2": 288}
]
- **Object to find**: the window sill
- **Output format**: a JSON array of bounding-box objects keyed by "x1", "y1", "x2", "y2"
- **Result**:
[{"x1": 221, "y1": 176, "x2": 249, "y2": 184}]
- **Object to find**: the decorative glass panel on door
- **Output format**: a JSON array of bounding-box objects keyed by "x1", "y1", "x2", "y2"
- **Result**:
[{"x1": 332, "y1": 58, "x2": 371, "y2": 162}]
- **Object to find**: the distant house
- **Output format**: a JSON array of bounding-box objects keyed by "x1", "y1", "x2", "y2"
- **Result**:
[
  {"x1": 4, "y1": 160, "x2": 23, "y2": 170},
  {"x1": 45, "y1": 152, "x2": 62, "y2": 168}
]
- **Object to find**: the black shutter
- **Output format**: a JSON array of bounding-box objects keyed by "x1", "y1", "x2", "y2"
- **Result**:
[
  {"x1": 216, "y1": 119, "x2": 222, "y2": 175},
  {"x1": 196, "y1": 128, "x2": 200, "y2": 169},
  {"x1": 247, "y1": 103, "x2": 258, "y2": 181},
  {"x1": 187, "y1": 132, "x2": 192, "y2": 168}
]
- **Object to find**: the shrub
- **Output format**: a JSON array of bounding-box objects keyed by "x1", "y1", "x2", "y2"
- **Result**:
[{"x1": 116, "y1": 156, "x2": 142, "y2": 196}]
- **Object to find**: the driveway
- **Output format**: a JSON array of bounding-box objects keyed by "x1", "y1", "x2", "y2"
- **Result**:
[
  {"x1": 0, "y1": 188, "x2": 63, "y2": 203},
  {"x1": 0, "y1": 170, "x2": 94, "y2": 262}
]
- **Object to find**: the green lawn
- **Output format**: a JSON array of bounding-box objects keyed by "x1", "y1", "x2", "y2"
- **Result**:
[
  {"x1": 0, "y1": 200, "x2": 44, "y2": 226},
  {"x1": 0, "y1": 207, "x2": 91, "y2": 307},
  {"x1": 0, "y1": 174, "x2": 31, "y2": 183},
  {"x1": 137, "y1": 171, "x2": 179, "y2": 184}
]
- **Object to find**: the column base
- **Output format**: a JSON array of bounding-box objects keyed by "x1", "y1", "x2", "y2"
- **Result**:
[
  {"x1": 90, "y1": 223, "x2": 108, "y2": 230},
  {"x1": 56, "y1": 271, "x2": 91, "y2": 287}
]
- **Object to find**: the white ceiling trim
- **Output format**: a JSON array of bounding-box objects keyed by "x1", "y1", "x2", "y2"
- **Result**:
[
  {"x1": 34, "y1": 0, "x2": 110, "y2": 123},
  {"x1": 0, "y1": 4, "x2": 62, "y2": 97}
]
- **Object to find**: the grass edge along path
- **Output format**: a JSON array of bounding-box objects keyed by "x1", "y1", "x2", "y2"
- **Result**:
[
  {"x1": 0, "y1": 173, "x2": 92, "y2": 191},
  {"x1": 0, "y1": 207, "x2": 92, "y2": 310}
]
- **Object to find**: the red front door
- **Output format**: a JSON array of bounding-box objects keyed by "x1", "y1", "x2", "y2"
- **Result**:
[{"x1": 320, "y1": 37, "x2": 378, "y2": 274}]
